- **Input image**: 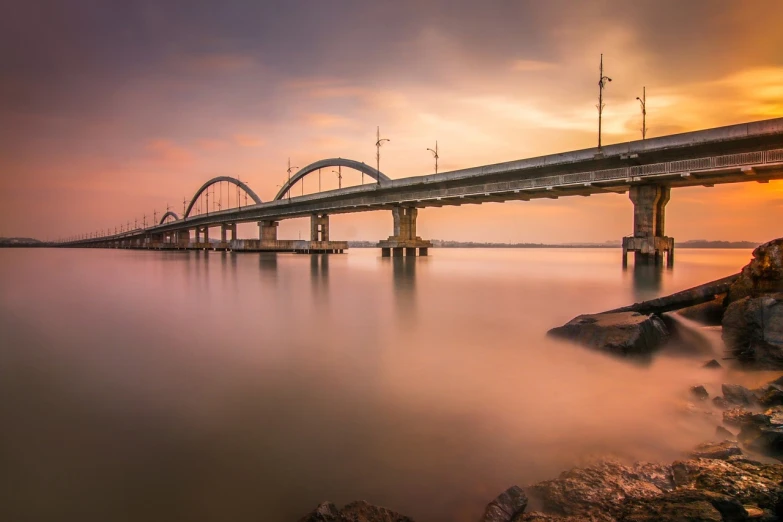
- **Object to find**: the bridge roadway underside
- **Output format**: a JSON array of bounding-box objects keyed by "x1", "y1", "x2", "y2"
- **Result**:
[{"x1": 62, "y1": 117, "x2": 783, "y2": 263}]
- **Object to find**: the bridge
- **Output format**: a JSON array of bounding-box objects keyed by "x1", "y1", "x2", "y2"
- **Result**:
[{"x1": 59, "y1": 117, "x2": 783, "y2": 264}]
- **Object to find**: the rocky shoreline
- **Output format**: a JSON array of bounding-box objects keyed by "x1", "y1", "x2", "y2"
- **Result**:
[{"x1": 297, "y1": 239, "x2": 783, "y2": 522}]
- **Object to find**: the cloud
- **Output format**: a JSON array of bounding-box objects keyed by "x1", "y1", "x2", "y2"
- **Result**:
[
  {"x1": 145, "y1": 139, "x2": 193, "y2": 167},
  {"x1": 182, "y1": 53, "x2": 257, "y2": 73},
  {"x1": 197, "y1": 139, "x2": 230, "y2": 151},
  {"x1": 305, "y1": 113, "x2": 354, "y2": 128},
  {"x1": 511, "y1": 59, "x2": 558, "y2": 72},
  {"x1": 234, "y1": 134, "x2": 265, "y2": 147}
]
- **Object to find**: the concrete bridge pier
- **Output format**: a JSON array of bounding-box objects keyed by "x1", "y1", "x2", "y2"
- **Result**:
[
  {"x1": 177, "y1": 230, "x2": 190, "y2": 249},
  {"x1": 220, "y1": 223, "x2": 236, "y2": 250},
  {"x1": 258, "y1": 220, "x2": 279, "y2": 242},
  {"x1": 622, "y1": 185, "x2": 674, "y2": 266},
  {"x1": 310, "y1": 214, "x2": 329, "y2": 241},
  {"x1": 378, "y1": 206, "x2": 432, "y2": 257}
]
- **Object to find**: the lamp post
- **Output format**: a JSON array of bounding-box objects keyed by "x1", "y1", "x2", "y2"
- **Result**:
[
  {"x1": 375, "y1": 126, "x2": 389, "y2": 186},
  {"x1": 597, "y1": 54, "x2": 612, "y2": 149},
  {"x1": 636, "y1": 86, "x2": 647, "y2": 140},
  {"x1": 287, "y1": 158, "x2": 299, "y2": 202},
  {"x1": 332, "y1": 168, "x2": 342, "y2": 189},
  {"x1": 427, "y1": 141, "x2": 439, "y2": 174}
]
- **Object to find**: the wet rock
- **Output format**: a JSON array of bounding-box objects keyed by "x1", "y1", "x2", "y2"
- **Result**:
[
  {"x1": 298, "y1": 502, "x2": 341, "y2": 522},
  {"x1": 298, "y1": 501, "x2": 414, "y2": 522},
  {"x1": 739, "y1": 424, "x2": 783, "y2": 460},
  {"x1": 620, "y1": 489, "x2": 746, "y2": 522},
  {"x1": 479, "y1": 486, "x2": 528, "y2": 522},
  {"x1": 765, "y1": 406, "x2": 783, "y2": 426},
  {"x1": 722, "y1": 384, "x2": 759, "y2": 406},
  {"x1": 691, "y1": 385, "x2": 710, "y2": 400},
  {"x1": 722, "y1": 294, "x2": 783, "y2": 369},
  {"x1": 671, "y1": 457, "x2": 783, "y2": 511},
  {"x1": 547, "y1": 312, "x2": 669, "y2": 357},
  {"x1": 725, "y1": 238, "x2": 783, "y2": 305},
  {"x1": 338, "y1": 501, "x2": 414, "y2": 522},
  {"x1": 677, "y1": 296, "x2": 727, "y2": 326},
  {"x1": 703, "y1": 359, "x2": 723, "y2": 369},
  {"x1": 724, "y1": 407, "x2": 753, "y2": 427},
  {"x1": 755, "y1": 384, "x2": 783, "y2": 407},
  {"x1": 717, "y1": 425, "x2": 737, "y2": 440},
  {"x1": 525, "y1": 460, "x2": 674, "y2": 521},
  {"x1": 514, "y1": 514, "x2": 582, "y2": 522},
  {"x1": 690, "y1": 440, "x2": 743, "y2": 460},
  {"x1": 743, "y1": 505, "x2": 765, "y2": 519},
  {"x1": 714, "y1": 396, "x2": 731, "y2": 410}
]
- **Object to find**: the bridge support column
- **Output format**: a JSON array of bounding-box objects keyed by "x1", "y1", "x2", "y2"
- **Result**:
[
  {"x1": 258, "y1": 221, "x2": 278, "y2": 242},
  {"x1": 310, "y1": 214, "x2": 329, "y2": 242},
  {"x1": 177, "y1": 230, "x2": 190, "y2": 249},
  {"x1": 377, "y1": 206, "x2": 432, "y2": 257},
  {"x1": 622, "y1": 185, "x2": 674, "y2": 266}
]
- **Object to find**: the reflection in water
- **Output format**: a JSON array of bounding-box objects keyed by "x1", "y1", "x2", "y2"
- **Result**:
[
  {"x1": 0, "y1": 247, "x2": 755, "y2": 522},
  {"x1": 389, "y1": 256, "x2": 417, "y2": 323},
  {"x1": 625, "y1": 261, "x2": 669, "y2": 301}
]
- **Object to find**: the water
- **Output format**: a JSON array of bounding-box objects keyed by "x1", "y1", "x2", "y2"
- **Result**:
[{"x1": 0, "y1": 247, "x2": 756, "y2": 521}]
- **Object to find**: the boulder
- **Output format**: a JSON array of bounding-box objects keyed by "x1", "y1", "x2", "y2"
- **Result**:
[
  {"x1": 726, "y1": 238, "x2": 783, "y2": 305},
  {"x1": 691, "y1": 385, "x2": 710, "y2": 401},
  {"x1": 754, "y1": 384, "x2": 783, "y2": 407},
  {"x1": 547, "y1": 312, "x2": 669, "y2": 357},
  {"x1": 479, "y1": 486, "x2": 528, "y2": 522},
  {"x1": 722, "y1": 384, "x2": 759, "y2": 407},
  {"x1": 723, "y1": 407, "x2": 754, "y2": 427},
  {"x1": 525, "y1": 460, "x2": 674, "y2": 521},
  {"x1": 677, "y1": 296, "x2": 727, "y2": 326},
  {"x1": 298, "y1": 502, "x2": 341, "y2": 522},
  {"x1": 619, "y1": 489, "x2": 746, "y2": 522},
  {"x1": 339, "y1": 501, "x2": 414, "y2": 522},
  {"x1": 298, "y1": 501, "x2": 414, "y2": 522},
  {"x1": 671, "y1": 456, "x2": 783, "y2": 511},
  {"x1": 723, "y1": 294, "x2": 783, "y2": 369},
  {"x1": 714, "y1": 396, "x2": 731, "y2": 410},
  {"x1": 689, "y1": 440, "x2": 743, "y2": 460}
]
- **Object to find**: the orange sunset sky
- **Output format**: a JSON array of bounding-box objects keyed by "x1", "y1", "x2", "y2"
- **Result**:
[{"x1": 1, "y1": 1, "x2": 782, "y2": 243}]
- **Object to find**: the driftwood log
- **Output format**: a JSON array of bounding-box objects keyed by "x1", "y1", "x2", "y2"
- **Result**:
[{"x1": 608, "y1": 274, "x2": 739, "y2": 316}]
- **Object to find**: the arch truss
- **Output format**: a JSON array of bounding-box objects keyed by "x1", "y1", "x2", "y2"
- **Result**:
[
  {"x1": 273, "y1": 158, "x2": 390, "y2": 201},
  {"x1": 184, "y1": 176, "x2": 263, "y2": 219}
]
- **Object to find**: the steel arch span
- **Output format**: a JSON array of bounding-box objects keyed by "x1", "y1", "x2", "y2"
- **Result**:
[
  {"x1": 273, "y1": 158, "x2": 390, "y2": 201},
  {"x1": 159, "y1": 211, "x2": 180, "y2": 224},
  {"x1": 184, "y1": 176, "x2": 262, "y2": 219}
]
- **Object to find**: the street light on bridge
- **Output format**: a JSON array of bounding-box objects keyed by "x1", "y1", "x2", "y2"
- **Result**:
[
  {"x1": 597, "y1": 53, "x2": 612, "y2": 149},
  {"x1": 636, "y1": 86, "x2": 647, "y2": 140},
  {"x1": 287, "y1": 158, "x2": 299, "y2": 202},
  {"x1": 375, "y1": 126, "x2": 390, "y2": 186},
  {"x1": 332, "y1": 168, "x2": 342, "y2": 189},
  {"x1": 427, "y1": 141, "x2": 439, "y2": 174}
]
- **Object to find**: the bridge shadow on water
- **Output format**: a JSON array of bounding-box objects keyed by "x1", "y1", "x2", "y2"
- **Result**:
[
  {"x1": 385, "y1": 255, "x2": 419, "y2": 324},
  {"x1": 309, "y1": 254, "x2": 330, "y2": 305}
]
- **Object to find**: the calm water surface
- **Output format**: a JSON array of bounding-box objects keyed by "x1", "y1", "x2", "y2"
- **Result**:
[{"x1": 0, "y1": 247, "x2": 756, "y2": 521}]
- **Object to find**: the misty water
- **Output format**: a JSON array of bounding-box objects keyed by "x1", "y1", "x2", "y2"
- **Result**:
[{"x1": 0, "y1": 247, "x2": 763, "y2": 521}]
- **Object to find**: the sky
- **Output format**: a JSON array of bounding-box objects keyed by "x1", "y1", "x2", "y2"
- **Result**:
[{"x1": 1, "y1": 0, "x2": 782, "y2": 243}]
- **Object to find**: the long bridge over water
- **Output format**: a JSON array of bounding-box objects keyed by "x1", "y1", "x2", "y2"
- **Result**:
[{"x1": 59, "y1": 118, "x2": 783, "y2": 264}]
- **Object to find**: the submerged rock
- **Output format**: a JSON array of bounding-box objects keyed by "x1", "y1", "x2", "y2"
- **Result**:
[
  {"x1": 298, "y1": 502, "x2": 341, "y2": 522},
  {"x1": 723, "y1": 294, "x2": 783, "y2": 369},
  {"x1": 691, "y1": 385, "x2": 710, "y2": 400},
  {"x1": 547, "y1": 312, "x2": 669, "y2": 357},
  {"x1": 703, "y1": 359, "x2": 723, "y2": 369},
  {"x1": 479, "y1": 486, "x2": 528, "y2": 522}
]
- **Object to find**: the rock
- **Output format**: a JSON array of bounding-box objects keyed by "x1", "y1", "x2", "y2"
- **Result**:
[
  {"x1": 726, "y1": 238, "x2": 783, "y2": 305},
  {"x1": 690, "y1": 440, "x2": 743, "y2": 460},
  {"x1": 724, "y1": 407, "x2": 753, "y2": 427},
  {"x1": 480, "y1": 486, "x2": 528, "y2": 522},
  {"x1": 743, "y1": 506, "x2": 765, "y2": 518},
  {"x1": 514, "y1": 514, "x2": 582, "y2": 522},
  {"x1": 754, "y1": 384, "x2": 783, "y2": 407},
  {"x1": 338, "y1": 501, "x2": 414, "y2": 522},
  {"x1": 525, "y1": 460, "x2": 674, "y2": 521},
  {"x1": 672, "y1": 456, "x2": 783, "y2": 510},
  {"x1": 714, "y1": 396, "x2": 731, "y2": 410},
  {"x1": 298, "y1": 502, "x2": 341, "y2": 522},
  {"x1": 722, "y1": 294, "x2": 783, "y2": 369},
  {"x1": 703, "y1": 359, "x2": 723, "y2": 369},
  {"x1": 677, "y1": 296, "x2": 727, "y2": 326},
  {"x1": 298, "y1": 501, "x2": 414, "y2": 522},
  {"x1": 765, "y1": 406, "x2": 783, "y2": 426},
  {"x1": 739, "y1": 424, "x2": 783, "y2": 460},
  {"x1": 547, "y1": 312, "x2": 669, "y2": 357},
  {"x1": 691, "y1": 385, "x2": 710, "y2": 400},
  {"x1": 722, "y1": 384, "x2": 759, "y2": 406},
  {"x1": 717, "y1": 425, "x2": 736, "y2": 440},
  {"x1": 620, "y1": 489, "x2": 746, "y2": 522}
]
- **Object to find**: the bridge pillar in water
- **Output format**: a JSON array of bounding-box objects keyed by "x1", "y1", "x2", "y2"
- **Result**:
[
  {"x1": 378, "y1": 206, "x2": 432, "y2": 257},
  {"x1": 177, "y1": 230, "x2": 190, "y2": 248},
  {"x1": 310, "y1": 214, "x2": 329, "y2": 242},
  {"x1": 622, "y1": 185, "x2": 674, "y2": 266},
  {"x1": 221, "y1": 223, "x2": 236, "y2": 242}
]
